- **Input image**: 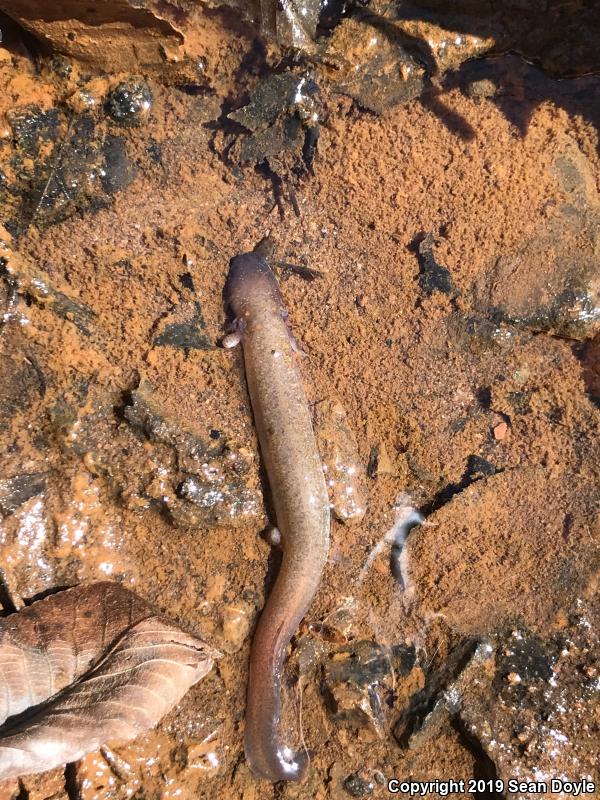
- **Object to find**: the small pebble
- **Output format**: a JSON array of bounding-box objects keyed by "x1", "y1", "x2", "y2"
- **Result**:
[
  {"x1": 105, "y1": 79, "x2": 153, "y2": 127},
  {"x1": 217, "y1": 602, "x2": 252, "y2": 653},
  {"x1": 69, "y1": 89, "x2": 97, "y2": 112},
  {"x1": 344, "y1": 771, "x2": 374, "y2": 797},
  {"x1": 493, "y1": 421, "x2": 508, "y2": 440}
]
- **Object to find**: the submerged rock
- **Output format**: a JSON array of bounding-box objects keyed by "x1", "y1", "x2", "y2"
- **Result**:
[
  {"x1": 414, "y1": 233, "x2": 456, "y2": 297},
  {"x1": 7, "y1": 104, "x2": 62, "y2": 158},
  {"x1": 494, "y1": 630, "x2": 553, "y2": 687},
  {"x1": 152, "y1": 299, "x2": 213, "y2": 351},
  {"x1": 0, "y1": 351, "x2": 45, "y2": 431},
  {"x1": 100, "y1": 134, "x2": 137, "y2": 194},
  {"x1": 4, "y1": 106, "x2": 136, "y2": 230},
  {"x1": 474, "y1": 147, "x2": 600, "y2": 340},
  {"x1": 122, "y1": 382, "x2": 260, "y2": 528},
  {"x1": 394, "y1": 637, "x2": 479, "y2": 748},
  {"x1": 343, "y1": 771, "x2": 375, "y2": 797},
  {"x1": 227, "y1": 70, "x2": 320, "y2": 174},
  {"x1": 325, "y1": 15, "x2": 426, "y2": 115},
  {"x1": 403, "y1": 465, "x2": 600, "y2": 635},
  {"x1": 0, "y1": 224, "x2": 97, "y2": 335},
  {"x1": 446, "y1": 311, "x2": 526, "y2": 356},
  {"x1": 456, "y1": 600, "x2": 600, "y2": 796},
  {"x1": 322, "y1": 639, "x2": 416, "y2": 738},
  {"x1": 326, "y1": 640, "x2": 416, "y2": 687},
  {"x1": 256, "y1": 0, "x2": 322, "y2": 52},
  {"x1": 230, "y1": 72, "x2": 317, "y2": 133},
  {"x1": 0, "y1": 473, "x2": 47, "y2": 517}
]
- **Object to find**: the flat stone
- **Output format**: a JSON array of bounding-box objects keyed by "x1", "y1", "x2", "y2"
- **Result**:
[
  {"x1": 403, "y1": 465, "x2": 600, "y2": 635},
  {"x1": 474, "y1": 144, "x2": 600, "y2": 340}
]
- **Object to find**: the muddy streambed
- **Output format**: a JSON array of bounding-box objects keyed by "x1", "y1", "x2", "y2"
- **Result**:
[{"x1": 0, "y1": 2, "x2": 599, "y2": 799}]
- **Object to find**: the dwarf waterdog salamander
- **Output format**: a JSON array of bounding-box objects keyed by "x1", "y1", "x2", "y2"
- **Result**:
[{"x1": 224, "y1": 251, "x2": 330, "y2": 781}]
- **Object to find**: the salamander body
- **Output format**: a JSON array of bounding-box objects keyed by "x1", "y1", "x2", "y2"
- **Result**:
[{"x1": 224, "y1": 252, "x2": 330, "y2": 782}]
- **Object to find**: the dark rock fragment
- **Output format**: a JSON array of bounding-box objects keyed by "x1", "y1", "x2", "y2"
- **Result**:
[
  {"x1": 326, "y1": 15, "x2": 426, "y2": 114},
  {"x1": 49, "y1": 54, "x2": 73, "y2": 79},
  {"x1": 178, "y1": 272, "x2": 195, "y2": 292},
  {"x1": 325, "y1": 640, "x2": 415, "y2": 687},
  {"x1": 269, "y1": 0, "x2": 322, "y2": 52},
  {"x1": 123, "y1": 382, "x2": 220, "y2": 459},
  {"x1": 153, "y1": 321, "x2": 212, "y2": 350},
  {"x1": 322, "y1": 640, "x2": 416, "y2": 737},
  {"x1": 152, "y1": 301, "x2": 212, "y2": 350},
  {"x1": 394, "y1": 637, "x2": 478, "y2": 747},
  {"x1": 0, "y1": 352, "x2": 45, "y2": 430},
  {"x1": 100, "y1": 135, "x2": 137, "y2": 194},
  {"x1": 5, "y1": 107, "x2": 137, "y2": 229},
  {"x1": 227, "y1": 71, "x2": 320, "y2": 173},
  {"x1": 465, "y1": 455, "x2": 495, "y2": 478},
  {"x1": 21, "y1": 273, "x2": 96, "y2": 336},
  {"x1": 44, "y1": 285, "x2": 95, "y2": 334},
  {"x1": 0, "y1": 473, "x2": 47, "y2": 517},
  {"x1": 506, "y1": 390, "x2": 532, "y2": 416},
  {"x1": 172, "y1": 468, "x2": 259, "y2": 524},
  {"x1": 456, "y1": 603, "x2": 600, "y2": 793},
  {"x1": 474, "y1": 148, "x2": 600, "y2": 340},
  {"x1": 7, "y1": 105, "x2": 63, "y2": 158},
  {"x1": 123, "y1": 383, "x2": 260, "y2": 528},
  {"x1": 146, "y1": 139, "x2": 162, "y2": 165},
  {"x1": 231, "y1": 73, "x2": 312, "y2": 132},
  {"x1": 446, "y1": 312, "x2": 523, "y2": 355},
  {"x1": 30, "y1": 114, "x2": 102, "y2": 226},
  {"x1": 494, "y1": 630, "x2": 553, "y2": 693},
  {"x1": 415, "y1": 233, "x2": 455, "y2": 296}
]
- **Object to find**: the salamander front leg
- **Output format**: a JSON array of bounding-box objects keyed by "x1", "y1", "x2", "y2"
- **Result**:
[{"x1": 222, "y1": 317, "x2": 246, "y2": 348}]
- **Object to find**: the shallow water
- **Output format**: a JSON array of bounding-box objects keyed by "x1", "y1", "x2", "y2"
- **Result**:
[{"x1": 0, "y1": 3, "x2": 599, "y2": 798}]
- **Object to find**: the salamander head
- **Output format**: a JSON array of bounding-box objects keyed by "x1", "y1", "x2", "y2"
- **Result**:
[{"x1": 224, "y1": 252, "x2": 284, "y2": 319}]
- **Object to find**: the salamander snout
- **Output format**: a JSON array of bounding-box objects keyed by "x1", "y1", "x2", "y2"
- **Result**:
[{"x1": 224, "y1": 252, "x2": 283, "y2": 318}]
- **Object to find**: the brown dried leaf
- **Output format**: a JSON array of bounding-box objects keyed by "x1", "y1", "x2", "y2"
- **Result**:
[{"x1": 0, "y1": 582, "x2": 219, "y2": 780}]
